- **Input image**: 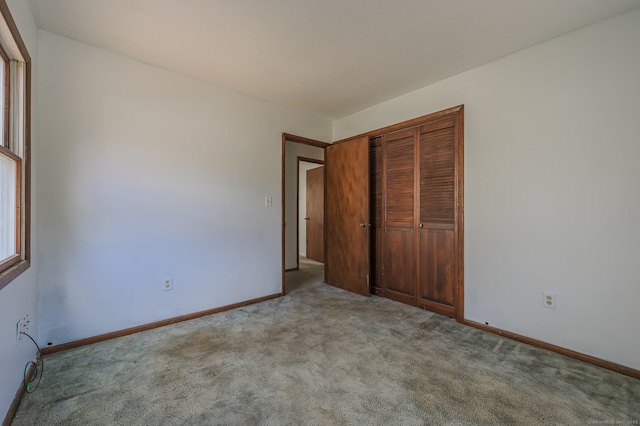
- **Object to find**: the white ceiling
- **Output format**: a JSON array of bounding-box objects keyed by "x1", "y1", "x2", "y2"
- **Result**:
[{"x1": 27, "y1": 0, "x2": 640, "y2": 119}]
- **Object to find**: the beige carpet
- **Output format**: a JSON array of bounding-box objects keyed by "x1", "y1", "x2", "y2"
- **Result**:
[{"x1": 11, "y1": 257, "x2": 640, "y2": 425}]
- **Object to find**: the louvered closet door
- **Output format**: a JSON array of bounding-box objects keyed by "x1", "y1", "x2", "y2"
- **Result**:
[
  {"x1": 383, "y1": 129, "x2": 417, "y2": 305},
  {"x1": 418, "y1": 117, "x2": 458, "y2": 317}
]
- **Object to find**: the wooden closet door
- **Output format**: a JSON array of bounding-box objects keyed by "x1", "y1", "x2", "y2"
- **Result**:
[
  {"x1": 325, "y1": 136, "x2": 370, "y2": 297},
  {"x1": 383, "y1": 128, "x2": 417, "y2": 305},
  {"x1": 418, "y1": 116, "x2": 458, "y2": 317}
]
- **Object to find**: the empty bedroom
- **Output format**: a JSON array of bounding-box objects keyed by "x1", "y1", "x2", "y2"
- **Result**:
[{"x1": 1, "y1": 0, "x2": 640, "y2": 424}]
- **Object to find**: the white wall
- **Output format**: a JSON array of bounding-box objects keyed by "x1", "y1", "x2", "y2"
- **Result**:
[
  {"x1": 334, "y1": 9, "x2": 640, "y2": 370},
  {"x1": 0, "y1": 0, "x2": 38, "y2": 421},
  {"x1": 284, "y1": 141, "x2": 324, "y2": 269},
  {"x1": 298, "y1": 162, "x2": 323, "y2": 257},
  {"x1": 36, "y1": 31, "x2": 331, "y2": 345}
]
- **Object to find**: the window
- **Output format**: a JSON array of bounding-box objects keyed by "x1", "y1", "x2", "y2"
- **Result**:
[{"x1": 0, "y1": 1, "x2": 31, "y2": 290}]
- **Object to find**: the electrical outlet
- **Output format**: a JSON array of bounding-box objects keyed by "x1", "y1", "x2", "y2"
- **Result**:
[
  {"x1": 16, "y1": 313, "x2": 29, "y2": 343},
  {"x1": 163, "y1": 277, "x2": 173, "y2": 291},
  {"x1": 543, "y1": 292, "x2": 556, "y2": 309}
]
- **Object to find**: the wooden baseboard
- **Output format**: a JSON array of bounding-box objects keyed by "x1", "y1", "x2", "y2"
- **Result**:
[
  {"x1": 41, "y1": 293, "x2": 283, "y2": 356},
  {"x1": 418, "y1": 299, "x2": 456, "y2": 319},
  {"x1": 463, "y1": 320, "x2": 640, "y2": 380},
  {"x1": 2, "y1": 362, "x2": 36, "y2": 426}
]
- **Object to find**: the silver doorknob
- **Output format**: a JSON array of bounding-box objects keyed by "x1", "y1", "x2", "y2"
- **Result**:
[
  {"x1": 419, "y1": 223, "x2": 424, "y2": 228},
  {"x1": 360, "y1": 222, "x2": 366, "y2": 227}
]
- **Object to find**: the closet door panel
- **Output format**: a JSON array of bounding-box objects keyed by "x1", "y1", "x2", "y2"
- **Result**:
[
  {"x1": 384, "y1": 227, "x2": 415, "y2": 304},
  {"x1": 383, "y1": 129, "x2": 416, "y2": 304},
  {"x1": 420, "y1": 125, "x2": 455, "y2": 225},
  {"x1": 418, "y1": 119, "x2": 457, "y2": 317},
  {"x1": 386, "y1": 130, "x2": 415, "y2": 225},
  {"x1": 419, "y1": 228, "x2": 455, "y2": 307}
]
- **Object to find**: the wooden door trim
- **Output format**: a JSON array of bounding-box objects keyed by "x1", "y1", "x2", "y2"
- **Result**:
[
  {"x1": 413, "y1": 127, "x2": 420, "y2": 308},
  {"x1": 284, "y1": 133, "x2": 331, "y2": 148},
  {"x1": 281, "y1": 134, "x2": 329, "y2": 294},
  {"x1": 296, "y1": 156, "x2": 324, "y2": 267},
  {"x1": 333, "y1": 105, "x2": 463, "y2": 144},
  {"x1": 455, "y1": 108, "x2": 465, "y2": 322}
]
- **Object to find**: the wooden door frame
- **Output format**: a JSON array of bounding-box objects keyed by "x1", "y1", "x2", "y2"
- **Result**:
[
  {"x1": 281, "y1": 133, "x2": 330, "y2": 295},
  {"x1": 297, "y1": 157, "x2": 324, "y2": 266}
]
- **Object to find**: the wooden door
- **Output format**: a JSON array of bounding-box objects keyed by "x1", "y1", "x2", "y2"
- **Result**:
[
  {"x1": 305, "y1": 166, "x2": 324, "y2": 262},
  {"x1": 383, "y1": 129, "x2": 417, "y2": 306},
  {"x1": 325, "y1": 136, "x2": 370, "y2": 297},
  {"x1": 417, "y1": 116, "x2": 459, "y2": 318}
]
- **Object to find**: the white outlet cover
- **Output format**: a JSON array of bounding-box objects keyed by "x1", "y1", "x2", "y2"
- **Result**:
[
  {"x1": 543, "y1": 292, "x2": 556, "y2": 309},
  {"x1": 164, "y1": 277, "x2": 173, "y2": 291},
  {"x1": 16, "y1": 313, "x2": 29, "y2": 342}
]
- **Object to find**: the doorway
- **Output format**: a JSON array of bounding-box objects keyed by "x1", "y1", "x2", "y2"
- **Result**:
[
  {"x1": 281, "y1": 134, "x2": 330, "y2": 294},
  {"x1": 298, "y1": 158, "x2": 324, "y2": 262}
]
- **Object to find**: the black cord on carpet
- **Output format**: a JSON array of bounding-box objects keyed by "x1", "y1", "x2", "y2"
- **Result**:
[{"x1": 21, "y1": 331, "x2": 43, "y2": 393}]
